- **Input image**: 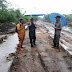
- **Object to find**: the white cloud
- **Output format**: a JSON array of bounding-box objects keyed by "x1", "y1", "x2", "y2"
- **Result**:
[{"x1": 7, "y1": 0, "x2": 72, "y2": 14}]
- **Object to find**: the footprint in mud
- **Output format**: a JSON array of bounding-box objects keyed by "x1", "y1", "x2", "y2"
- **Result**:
[
  {"x1": 52, "y1": 70, "x2": 61, "y2": 72},
  {"x1": 68, "y1": 66, "x2": 72, "y2": 70},
  {"x1": 6, "y1": 57, "x2": 12, "y2": 61},
  {"x1": 63, "y1": 56, "x2": 68, "y2": 58}
]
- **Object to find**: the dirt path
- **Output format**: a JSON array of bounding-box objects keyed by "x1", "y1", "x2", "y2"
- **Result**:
[
  {"x1": 40, "y1": 21, "x2": 72, "y2": 55},
  {"x1": 9, "y1": 21, "x2": 72, "y2": 72}
]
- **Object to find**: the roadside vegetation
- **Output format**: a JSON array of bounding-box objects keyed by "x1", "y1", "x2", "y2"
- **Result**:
[
  {"x1": 0, "y1": 0, "x2": 31, "y2": 23},
  {"x1": 0, "y1": 0, "x2": 72, "y2": 24},
  {"x1": 43, "y1": 14, "x2": 72, "y2": 23}
]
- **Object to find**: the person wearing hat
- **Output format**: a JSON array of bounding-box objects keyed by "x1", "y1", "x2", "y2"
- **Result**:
[
  {"x1": 28, "y1": 18, "x2": 37, "y2": 47},
  {"x1": 16, "y1": 18, "x2": 25, "y2": 50},
  {"x1": 53, "y1": 16, "x2": 62, "y2": 49}
]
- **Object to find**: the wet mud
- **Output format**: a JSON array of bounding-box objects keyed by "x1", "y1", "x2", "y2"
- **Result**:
[{"x1": 9, "y1": 21, "x2": 72, "y2": 72}]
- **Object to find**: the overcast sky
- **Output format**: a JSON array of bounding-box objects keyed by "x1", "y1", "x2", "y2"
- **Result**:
[{"x1": 7, "y1": 0, "x2": 72, "y2": 15}]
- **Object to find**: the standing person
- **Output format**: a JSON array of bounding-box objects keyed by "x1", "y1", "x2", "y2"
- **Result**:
[
  {"x1": 16, "y1": 18, "x2": 25, "y2": 50},
  {"x1": 28, "y1": 18, "x2": 36, "y2": 47},
  {"x1": 53, "y1": 16, "x2": 62, "y2": 49}
]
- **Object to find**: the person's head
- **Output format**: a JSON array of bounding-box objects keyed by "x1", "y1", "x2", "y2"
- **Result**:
[
  {"x1": 30, "y1": 18, "x2": 34, "y2": 23},
  {"x1": 56, "y1": 16, "x2": 61, "y2": 22},
  {"x1": 19, "y1": 18, "x2": 24, "y2": 24}
]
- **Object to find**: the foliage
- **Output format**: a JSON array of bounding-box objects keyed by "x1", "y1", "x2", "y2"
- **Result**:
[
  {"x1": 43, "y1": 14, "x2": 49, "y2": 20},
  {"x1": 0, "y1": 0, "x2": 7, "y2": 11},
  {"x1": 0, "y1": 0, "x2": 30, "y2": 23},
  {"x1": 63, "y1": 14, "x2": 72, "y2": 22},
  {"x1": 31, "y1": 16, "x2": 38, "y2": 21},
  {"x1": 1, "y1": 0, "x2": 72, "y2": 23},
  {"x1": 43, "y1": 14, "x2": 72, "y2": 22}
]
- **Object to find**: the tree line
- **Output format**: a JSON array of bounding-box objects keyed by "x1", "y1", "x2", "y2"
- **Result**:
[
  {"x1": 43, "y1": 14, "x2": 72, "y2": 22},
  {"x1": 0, "y1": 0, "x2": 72, "y2": 23},
  {"x1": 0, "y1": 0, "x2": 31, "y2": 23}
]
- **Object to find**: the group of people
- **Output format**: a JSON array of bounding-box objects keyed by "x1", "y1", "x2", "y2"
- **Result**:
[
  {"x1": 16, "y1": 18, "x2": 36, "y2": 50},
  {"x1": 16, "y1": 16, "x2": 62, "y2": 51}
]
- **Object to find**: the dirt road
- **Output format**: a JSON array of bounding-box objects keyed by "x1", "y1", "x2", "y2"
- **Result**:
[
  {"x1": 41, "y1": 21, "x2": 72, "y2": 55},
  {"x1": 9, "y1": 21, "x2": 72, "y2": 72}
]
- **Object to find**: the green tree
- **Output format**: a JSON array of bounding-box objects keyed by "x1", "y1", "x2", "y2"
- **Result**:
[
  {"x1": 0, "y1": 0, "x2": 7, "y2": 11},
  {"x1": 43, "y1": 14, "x2": 49, "y2": 20},
  {"x1": 32, "y1": 16, "x2": 38, "y2": 21},
  {"x1": 64, "y1": 14, "x2": 72, "y2": 22},
  {"x1": 0, "y1": 0, "x2": 31, "y2": 23}
]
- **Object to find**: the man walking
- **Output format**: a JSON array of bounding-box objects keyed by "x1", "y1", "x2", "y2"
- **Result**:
[
  {"x1": 53, "y1": 16, "x2": 62, "y2": 49},
  {"x1": 28, "y1": 18, "x2": 36, "y2": 47},
  {"x1": 16, "y1": 18, "x2": 25, "y2": 50}
]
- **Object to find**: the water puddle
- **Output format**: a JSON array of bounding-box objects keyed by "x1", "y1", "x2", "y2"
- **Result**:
[
  {"x1": 0, "y1": 33, "x2": 18, "y2": 72},
  {"x1": 36, "y1": 32, "x2": 42, "y2": 34}
]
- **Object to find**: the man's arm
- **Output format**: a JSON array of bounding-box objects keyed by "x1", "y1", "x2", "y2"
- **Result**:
[
  {"x1": 18, "y1": 30, "x2": 21, "y2": 39},
  {"x1": 53, "y1": 22, "x2": 62, "y2": 30},
  {"x1": 28, "y1": 23, "x2": 31, "y2": 27},
  {"x1": 53, "y1": 27, "x2": 61, "y2": 30},
  {"x1": 17, "y1": 24, "x2": 21, "y2": 39},
  {"x1": 35, "y1": 23, "x2": 37, "y2": 29},
  {"x1": 56, "y1": 27, "x2": 61, "y2": 30}
]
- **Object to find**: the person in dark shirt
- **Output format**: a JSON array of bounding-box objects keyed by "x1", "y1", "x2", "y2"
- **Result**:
[{"x1": 28, "y1": 18, "x2": 36, "y2": 47}]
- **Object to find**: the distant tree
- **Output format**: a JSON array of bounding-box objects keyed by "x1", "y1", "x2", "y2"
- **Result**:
[
  {"x1": 0, "y1": 0, "x2": 32, "y2": 23},
  {"x1": 0, "y1": 0, "x2": 7, "y2": 11},
  {"x1": 15, "y1": 9, "x2": 22, "y2": 19},
  {"x1": 38, "y1": 17, "x2": 43, "y2": 20},
  {"x1": 63, "y1": 14, "x2": 72, "y2": 22},
  {"x1": 32, "y1": 16, "x2": 38, "y2": 21},
  {"x1": 43, "y1": 14, "x2": 50, "y2": 22},
  {"x1": 43, "y1": 14, "x2": 49, "y2": 20}
]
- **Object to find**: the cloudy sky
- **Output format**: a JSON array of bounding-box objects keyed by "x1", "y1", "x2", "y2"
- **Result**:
[{"x1": 7, "y1": 0, "x2": 72, "y2": 15}]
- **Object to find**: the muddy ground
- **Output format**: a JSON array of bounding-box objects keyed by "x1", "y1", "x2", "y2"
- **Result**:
[
  {"x1": 0, "y1": 23, "x2": 16, "y2": 43},
  {"x1": 0, "y1": 23, "x2": 16, "y2": 35},
  {"x1": 9, "y1": 21, "x2": 72, "y2": 72}
]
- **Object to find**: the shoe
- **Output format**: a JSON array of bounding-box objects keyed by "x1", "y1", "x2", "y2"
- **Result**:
[
  {"x1": 33, "y1": 41, "x2": 36, "y2": 45},
  {"x1": 34, "y1": 43, "x2": 36, "y2": 45},
  {"x1": 31, "y1": 44, "x2": 33, "y2": 47},
  {"x1": 52, "y1": 45, "x2": 56, "y2": 48},
  {"x1": 56, "y1": 44, "x2": 59, "y2": 49},
  {"x1": 55, "y1": 47, "x2": 59, "y2": 49}
]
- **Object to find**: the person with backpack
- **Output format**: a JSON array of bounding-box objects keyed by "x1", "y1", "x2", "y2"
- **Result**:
[
  {"x1": 28, "y1": 18, "x2": 37, "y2": 47},
  {"x1": 16, "y1": 18, "x2": 25, "y2": 50}
]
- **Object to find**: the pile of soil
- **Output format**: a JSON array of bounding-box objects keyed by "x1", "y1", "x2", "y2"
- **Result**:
[{"x1": 0, "y1": 23, "x2": 16, "y2": 35}]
